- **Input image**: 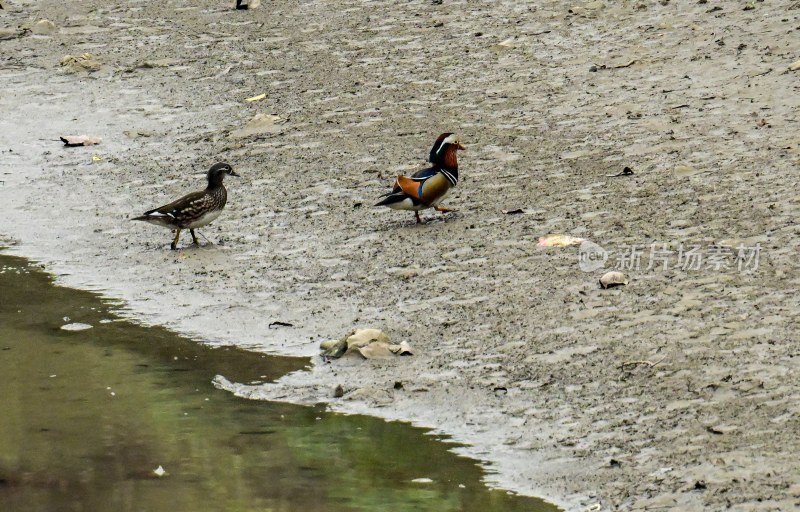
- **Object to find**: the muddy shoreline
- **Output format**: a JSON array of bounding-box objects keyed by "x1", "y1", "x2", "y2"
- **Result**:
[{"x1": 2, "y1": 1, "x2": 799, "y2": 510}]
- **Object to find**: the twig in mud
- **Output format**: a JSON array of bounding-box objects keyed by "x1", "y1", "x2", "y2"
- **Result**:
[
  {"x1": 268, "y1": 321, "x2": 294, "y2": 328},
  {"x1": 613, "y1": 59, "x2": 637, "y2": 69},
  {"x1": 751, "y1": 68, "x2": 772, "y2": 77}
]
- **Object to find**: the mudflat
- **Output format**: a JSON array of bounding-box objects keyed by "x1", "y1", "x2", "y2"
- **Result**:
[{"x1": 1, "y1": 1, "x2": 798, "y2": 510}]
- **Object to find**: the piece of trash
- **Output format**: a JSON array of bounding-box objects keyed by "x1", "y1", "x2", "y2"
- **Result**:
[
  {"x1": 60, "y1": 53, "x2": 102, "y2": 73},
  {"x1": 357, "y1": 341, "x2": 395, "y2": 359},
  {"x1": 60, "y1": 322, "x2": 93, "y2": 331},
  {"x1": 320, "y1": 338, "x2": 348, "y2": 360},
  {"x1": 346, "y1": 328, "x2": 390, "y2": 348},
  {"x1": 60, "y1": 135, "x2": 102, "y2": 147},
  {"x1": 320, "y1": 329, "x2": 414, "y2": 360},
  {"x1": 538, "y1": 234, "x2": 586, "y2": 247},
  {"x1": 245, "y1": 93, "x2": 266, "y2": 102},
  {"x1": 268, "y1": 321, "x2": 293, "y2": 328},
  {"x1": 389, "y1": 340, "x2": 414, "y2": 356},
  {"x1": 605, "y1": 166, "x2": 634, "y2": 177},
  {"x1": 412, "y1": 478, "x2": 434, "y2": 484},
  {"x1": 501, "y1": 208, "x2": 526, "y2": 215},
  {"x1": 599, "y1": 271, "x2": 628, "y2": 289},
  {"x1": 153, "y1": 465, "x2": 166, "y2": 477}
]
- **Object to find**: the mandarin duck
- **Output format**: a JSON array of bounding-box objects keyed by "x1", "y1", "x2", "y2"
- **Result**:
[
  {"x1": 375, "y1": 133, "x2": 465, "y2": 223},
  {"x1": 132, "y1": 162, "x2": 239, "y2": 250}
]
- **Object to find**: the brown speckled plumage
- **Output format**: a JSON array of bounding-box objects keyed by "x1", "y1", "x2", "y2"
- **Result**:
[{"x1": 132, "y1": 162, "x2": 239, "y2": 249}]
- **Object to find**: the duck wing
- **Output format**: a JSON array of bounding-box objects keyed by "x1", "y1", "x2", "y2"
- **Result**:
[{"x1": 133, "y1": 190, "x2": 212, "y2": 226}]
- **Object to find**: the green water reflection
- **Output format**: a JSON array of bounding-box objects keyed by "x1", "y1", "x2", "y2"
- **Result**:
[{"x1": 0, "y1": 254, "x2": 558, "y2": 512}]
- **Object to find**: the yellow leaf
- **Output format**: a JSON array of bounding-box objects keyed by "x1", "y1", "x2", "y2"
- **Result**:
[{"x1": 244, "y1": 93, "x2": 266, "y2": 102}]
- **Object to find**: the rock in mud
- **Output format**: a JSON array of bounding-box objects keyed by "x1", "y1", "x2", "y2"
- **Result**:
[{"x1": 32, "y1": 20, "x2": 57, "y2": 35}]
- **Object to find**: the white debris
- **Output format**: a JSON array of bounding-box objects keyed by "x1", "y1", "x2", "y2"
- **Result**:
[{"x1": 60, "y1": 322, "x2": 93, "y2": 331}]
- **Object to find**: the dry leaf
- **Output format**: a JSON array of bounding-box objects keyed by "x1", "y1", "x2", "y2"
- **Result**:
[
  {"x1": 60, "y1": 135, "x2": 102, "y2": 147},
  {"x1": 245, "y1": 93, "x2": 266, "y2": 102},
  {"x1": 789, "y1": 60, "x2": 800, "y2": 72}
]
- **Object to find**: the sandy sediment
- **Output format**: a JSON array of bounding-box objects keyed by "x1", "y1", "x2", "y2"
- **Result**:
[{"x1": 1, "y1": 1, "x2": 799, "y2": 510}]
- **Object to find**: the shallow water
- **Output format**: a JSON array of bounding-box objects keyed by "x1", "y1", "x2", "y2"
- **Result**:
[{"x1": 0, "y1": 254, "x2": 558, "y2": 512}]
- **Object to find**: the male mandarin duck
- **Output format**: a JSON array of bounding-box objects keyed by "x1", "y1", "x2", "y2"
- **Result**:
[
  {"x1": 132, "y1": 162, "x2": 239, "y2": 250},
  {"x1": 375, "y1": 133, "x2": 465, "y2": 223}
]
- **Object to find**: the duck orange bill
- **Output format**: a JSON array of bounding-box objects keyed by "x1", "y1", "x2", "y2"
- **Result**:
[
  {"x1": 395, "y1": 175, "x2": 424, "y2": 200},
  {"x1": 457, "y1": 143, "x2": 466, "y2": 150}
]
